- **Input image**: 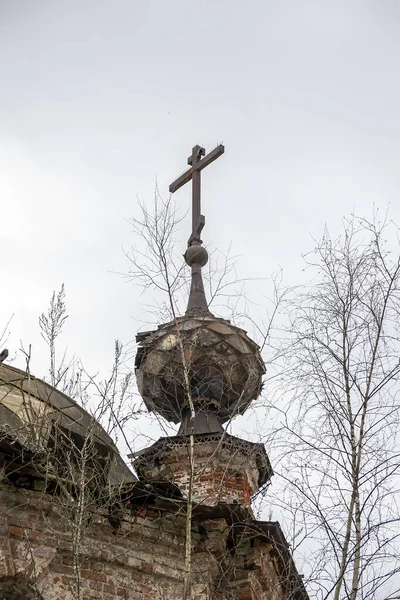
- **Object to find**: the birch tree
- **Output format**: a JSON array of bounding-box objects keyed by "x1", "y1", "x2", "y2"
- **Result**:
[{"x1": 271, "y1": 214, "x2": 400, "y2": 600}]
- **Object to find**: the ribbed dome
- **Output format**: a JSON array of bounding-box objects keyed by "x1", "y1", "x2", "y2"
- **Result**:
[{"x1": 135, "y1": 315, "x2": 265, "y2": 424}]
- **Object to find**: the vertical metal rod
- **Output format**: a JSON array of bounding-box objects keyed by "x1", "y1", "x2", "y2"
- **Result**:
[{"x1": 192, "y1": 168, "x2": 201, "y2": 240}]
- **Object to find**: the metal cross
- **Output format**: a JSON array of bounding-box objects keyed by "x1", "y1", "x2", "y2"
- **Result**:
[{"x1": 169, "y1": 144, "x2": 225, "y2": 246}]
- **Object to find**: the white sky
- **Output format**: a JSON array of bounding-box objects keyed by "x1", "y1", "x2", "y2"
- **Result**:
[{"x1": 1, "y1": 0, "x2": 400, "y2": 431}]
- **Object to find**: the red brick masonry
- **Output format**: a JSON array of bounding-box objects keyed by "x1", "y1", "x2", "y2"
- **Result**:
[{"x1": 0, "y1": 482, "x2": 294, "y2": 600}]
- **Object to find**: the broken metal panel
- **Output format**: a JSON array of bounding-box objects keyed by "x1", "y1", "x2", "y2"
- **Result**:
[
  {"x1": 142, "y1": 351, "x2": 170, "y2": 375},
  {"x1": 157, "y1": 333, "x2": 179, "y2": 351}
]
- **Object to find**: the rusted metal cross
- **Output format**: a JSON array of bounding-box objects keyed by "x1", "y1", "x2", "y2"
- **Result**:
[{"x1": 169, "y1": 144, "x2": 225, "y2": 247}]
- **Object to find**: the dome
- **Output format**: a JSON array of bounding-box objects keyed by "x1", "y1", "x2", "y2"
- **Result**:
[
  {"x1": 0, "y1": 363, "x2": 136, "y2": 485},
  {"x1": 135, "y1": 315, "x2": 265, "y2": 424}
]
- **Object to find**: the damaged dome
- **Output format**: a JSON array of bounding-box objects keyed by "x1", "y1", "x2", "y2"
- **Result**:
[
  {"x1": 135, "y1": 315, "x2": 265, "y2": 424},
  {"x1": 0, "y1": 363, "x2": 136, "y2": 486}
]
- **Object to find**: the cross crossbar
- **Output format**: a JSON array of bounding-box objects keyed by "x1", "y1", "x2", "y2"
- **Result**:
[{"x1": 169, "y1": 144, "x2": 225, "y2": 193}]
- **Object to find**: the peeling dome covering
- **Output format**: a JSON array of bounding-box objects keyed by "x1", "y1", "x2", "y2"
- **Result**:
[
  {"x1": 0, "y1": 363, "x2": 136, "y2": 485},
  {"x1": 135, "y1": 315, "x2": 265, "y2": 424}
]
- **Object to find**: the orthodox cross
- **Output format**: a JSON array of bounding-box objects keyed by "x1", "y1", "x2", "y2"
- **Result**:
[{"x1": 169, "y1": 144, "x2": 225, "y2": 246}]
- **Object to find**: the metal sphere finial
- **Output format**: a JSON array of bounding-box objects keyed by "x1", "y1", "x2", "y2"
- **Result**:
[{"x1": 184, "y1": 245, "x2": 209, "y2": 268}]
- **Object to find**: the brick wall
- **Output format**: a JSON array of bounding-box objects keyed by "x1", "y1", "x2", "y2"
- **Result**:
[
  {"x1": 0, "y1": 482, "x2": 287, "y2": 600},
  {"x1": 137, "y1": 439, "x2": 260, "y2": 508}
]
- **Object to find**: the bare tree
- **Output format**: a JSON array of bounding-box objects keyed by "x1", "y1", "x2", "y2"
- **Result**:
[
  {"x1": 39, "y1": 284, "x2": 68, "y2": 388},
  {"x1": 126, "y1": 191, "x2": 284, "y2": 599},
  {"x1": 269, "y1": 213, "x2": 400, "y2": 599},
  {"x1": 126, "y1": 192, "x2": 198, "y2": 598},
  {"x1": 1, "y1": 300, "x2": 140, "y2": 600},
  {"x1": 38, "y1": 284, "x2": 139, "y2": 451},
  {"x1": 0, "y1": 190, "x2": 299, "y2": 600}
]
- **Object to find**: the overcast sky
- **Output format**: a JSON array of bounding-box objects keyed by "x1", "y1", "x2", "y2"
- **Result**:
[{"x1": 1, "y1": 1, "x2": 400, "y2": 420}]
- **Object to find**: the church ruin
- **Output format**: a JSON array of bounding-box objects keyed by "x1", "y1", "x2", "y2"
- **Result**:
[{"x1": 0, "y1": 145, "x2": 309, "y2": 599}]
